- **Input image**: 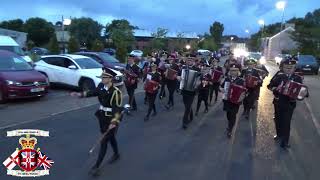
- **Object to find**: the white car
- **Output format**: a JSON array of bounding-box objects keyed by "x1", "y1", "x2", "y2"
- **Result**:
[
  {"x1": 130, "y1": 50, "x2": 143, "y2": 57},
  {"x1": 34, "y1": 54, "x2": 123, "y2": 91}
]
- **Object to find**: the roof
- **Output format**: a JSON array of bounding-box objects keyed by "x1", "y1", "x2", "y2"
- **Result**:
[
  {"x1": 134, "y1": 29, "x2": 199, "y2": 39},
  {"x1": 0, "y1": 28, "x2": 27, "y2": 35},
  {"x1": 41, "y1": 54, "x2": 89, "y2": 59},
  {"x1": 269, "y1": 27, "x2": 295, "y2": 40},
  {"x1": 0, "y1": 35, "x2": 19, "y2": 46}
]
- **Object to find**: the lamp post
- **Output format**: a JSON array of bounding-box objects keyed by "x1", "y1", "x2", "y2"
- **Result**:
[
  {"x1": 258, "y1": 19, "x2": 265, "y2": 51},
  {"x1": 276, "y1": 1, "x2": 286, "y2": 32}
]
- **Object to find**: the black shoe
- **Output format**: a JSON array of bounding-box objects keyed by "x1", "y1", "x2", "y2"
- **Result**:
[
  {"x1": 108, "y1": 154, "x2": 120, "y2": 164},
  {"x1": 152, "y1": 112, "x2": 157, "y2": 117},
  {"x1": 280, "y1": 142, "x2": 290, "y2": 150},
  {"x1": 165, "y1": 105, "x2": 171, "y2": 110},
  {"x1": 182, "y1": 124, "x2": 188, "y2": 130},
  {"x1": 89, "y1": 165, "x2": 100, "y2": 176},
  {"x1": 273, "y1": 135, "x2": 281, "y2": 141},
  {"x1": 204, "y1": 109, "x2": 208, "y2": 113},
  {"x1": 227, "y1": 131, "x2": 232, "y2": 138},
  {"x1": 144, "y1": 116, "x2": 149, "y2": 122},
  {"x1": 159, "y1": 96, "x2": 163, "y2": 100},
  {"x1": 131, "y1": 108, "x2": 137, "y2": 111}
]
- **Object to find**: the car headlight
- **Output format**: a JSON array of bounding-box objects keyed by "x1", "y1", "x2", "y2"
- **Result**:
[
  {"x1": 114, "y1": 76, "x2": 120, "y2": 81},
  {"x1": 260, "y1": 56, "x2": 266, "y2": 64},
  {"x1": 6, "y1": 80, "x2": 22, "y2": 86}
]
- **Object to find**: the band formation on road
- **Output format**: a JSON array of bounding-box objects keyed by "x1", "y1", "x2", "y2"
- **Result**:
[{"x1": 71, "y1": 52, "x2": 309, "y2": 177}]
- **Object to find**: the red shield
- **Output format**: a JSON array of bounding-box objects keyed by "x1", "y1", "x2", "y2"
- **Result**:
[{"x1": 17, "y1": 149, "x2": 39, "y2": 171}]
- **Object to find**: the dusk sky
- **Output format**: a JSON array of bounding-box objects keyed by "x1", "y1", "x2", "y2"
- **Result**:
[{"x1": 0, "y1": 0, "x2": 319, "y2": 37}]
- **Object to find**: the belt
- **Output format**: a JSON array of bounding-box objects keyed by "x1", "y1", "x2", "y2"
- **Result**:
[{"x1": 99, "y1": 106, "x2": 112, "y2": 112}]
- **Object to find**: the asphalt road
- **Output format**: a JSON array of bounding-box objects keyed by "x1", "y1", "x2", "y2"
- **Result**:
[{"x1": 0, "y1": 59, "x2": 320, "y2": 180}]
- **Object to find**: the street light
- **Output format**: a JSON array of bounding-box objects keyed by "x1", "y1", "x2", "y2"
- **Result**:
[
  {"x1": 245, "y1": 29, "x2": 250, "y2": 34},
  {"x1": 276, "y1": 1, "x2": 286, "y2": 32},
  {"x1": 185, "y1": 44, "x2": 191, "y2": 50},
  {"x1": 62, "y1": 16, "x2": 71, "y2": 53},
  {"x1": 258, "y1": 19, "x2": 265, "y2": 26},
  {"x1": 258, "y1": 19, "x2": 265, "y2": 52}
]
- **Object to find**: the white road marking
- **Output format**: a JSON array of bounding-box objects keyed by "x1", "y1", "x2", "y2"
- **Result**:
[
  {"x1": 304, "y1": 99, "x2": 320, "y2": 137},
  {"x1": 0, "y1": 90, "x2": 145, "y2": 130}
]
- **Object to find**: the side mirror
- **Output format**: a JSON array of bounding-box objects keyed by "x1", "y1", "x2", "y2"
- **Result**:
[{"x1": 68, "y1": 65, "x2": 77, "y2": 70}]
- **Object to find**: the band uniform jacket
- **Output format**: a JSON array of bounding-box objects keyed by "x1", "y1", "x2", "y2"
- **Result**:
[
  {"x1": 221, "y1": 76, "x2": 245, "y2": 112},
  {"x1": 83, "y1": 83, "x2": 123, "y2": 133},
  {"x1": 126, "y1": 63, "x2": 141, "y2": 89}
]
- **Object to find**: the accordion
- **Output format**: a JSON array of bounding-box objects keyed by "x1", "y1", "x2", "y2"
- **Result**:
[
  {"x1": 227, "y1": 83, "x2": 247, "y2": 105},
  {"x1": 166, "y1": 68, "x2": 178, "y2": 80},
  {"x1": 245, "y1": 75, "x2": 259, "y2": 88},
  {"x1": 144, "y1": 80, "x2": 159, "y2": 94},
  {"x1": 125, "y1": 71, "x2": 138, "y2": 86},
  {"x1": 179, "y1": 69, "x2": 199, "y2": 92},
  {"x1": 211, "y1": 69, "x2": 223, "y2": 83},
  {"x1": 278, "y1": 80, "x2": 308, "y2": 100}
]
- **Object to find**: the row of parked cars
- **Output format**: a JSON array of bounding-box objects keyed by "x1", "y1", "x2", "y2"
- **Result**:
[{"x1": 0, "y1": 49, "x2": 126, "y2": 103}]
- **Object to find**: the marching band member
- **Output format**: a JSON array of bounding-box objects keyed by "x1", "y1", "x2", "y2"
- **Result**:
[
  {"x1": 144, "y1": 63, "x2": 161, "y2": 121},
  {"x1": 208, "y1": 57, "x2": 224, "y2": 104},
  {"x1": 165, "y1": 55, "x2": 180, "y2": 109},
  {"x1": 221, "y1": 63, "x2": 246, "y2": 138},
  {"x1": 241, "y1": 58, "x2": 262, "y2": 119},
  {"x1": 125, "y1": 55, "x2": 140, "y2": 111},
  {"x1": 195, "y1": 74, "x2": 210, "y2": 116},
  {"x1": 267, "y1": 58, "x2": 308, "y2": 149},
  {"x1": 70, "y1": 68, "x2": 123, "y2": 176},
  {"x1": 158, "y1": 53, "x2": 167, "y2": 100},
  {"x1": 178, "y1": 55, "x2": 201, "y2": 129},
  {"x1": 142, "y1": 55, "x2": 152, "y2": 104}
]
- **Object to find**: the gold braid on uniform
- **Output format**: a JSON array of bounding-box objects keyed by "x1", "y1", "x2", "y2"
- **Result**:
[{"x1": 110, "y1": 87, "x2": 122, "y2": 124}]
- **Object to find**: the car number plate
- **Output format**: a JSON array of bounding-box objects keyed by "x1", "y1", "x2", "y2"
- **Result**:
[
  {"x1": 30, "y1": 88, "x2": 45, "y2": 92},
  {"x1": 303, "y1": 68, "x2": 311, "y2": 71}
]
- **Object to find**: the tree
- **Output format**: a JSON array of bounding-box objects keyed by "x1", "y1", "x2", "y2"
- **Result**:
[
  {"x1": 48, "y1": 35, "x2": 60, "y2": 54},
  {"x1": 24, "y1": 18, "x2": 55, "y2": 46},
  {"x1": 198, "y1": 33, "x2": 217, "y2": 51},
  {"x1": 0, "y1": 19, "x2": 24, "y2": 32},
  {"x1": 68, "y1": 36, "x2": 80, "y2": 53},
  {"x1": 209, "y1": 21, "x2": 224, "y2": 45},
  {"x1": 105, "y1": 19, "x2": 135, "y2": 62},
  {"x1": 91, "y1": 39, "x2": 104, "y2": 51},
  {"x1": 151, "y1": 28, "x2": 168, "y2": 51},
  {"x1": 69, "y1": 18, "x2": 103, "y2": 49}
]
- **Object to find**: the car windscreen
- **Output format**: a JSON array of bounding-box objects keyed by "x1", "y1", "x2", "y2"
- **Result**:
[
  {"x1": 74, "y1": 58, "x2": 103, "y2": 69},
  {"x1": 299, "y1": 55, "x2": 316, "y2": 63},
  {"x1": 249, "y1": 53, "x2": 261, "y2": 60},
  {"x1": 0, "y1": 46, "x2": 25, "y2": 56},
  {"x1": 99, "y1": 53, "x2": 119, "y2": 63},
  {"x1": 0, "y1": 56, "x2": 33, "y2": 71}
]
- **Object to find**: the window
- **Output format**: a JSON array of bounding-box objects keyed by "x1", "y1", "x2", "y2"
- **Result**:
[
  {"x1": 61, "y1": 58, "x2": 77, "y2": 68},
  {"x1": 42, "y1": 57, "x2": 64, "y2": 67}
]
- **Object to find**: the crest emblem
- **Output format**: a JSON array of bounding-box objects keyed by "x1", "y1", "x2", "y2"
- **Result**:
[{"x1": 2, "y1": 129, "x2": 54, "y2": 177}]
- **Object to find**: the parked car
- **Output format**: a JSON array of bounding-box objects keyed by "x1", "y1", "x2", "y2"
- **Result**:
[
  {"x1": 75, "y1": 52, "x2": 126, "y2": 71},
  {"x1": 296, "y1": 55, "x2": 319, "y2": 75},
  {"x1": 0, "y1": 50, "x2": 49, "y2": 103},
  {"x1": 30, "y1": 47, "x2": 50, "y2": 55},
  {"x1": 103, "y1": 48, "x2": 116, "y2": 56},
  {"x1": 34, "y1": 54, "x2": 123, "y2": 91},
  {"x1": 248, "y1": 52, "x2": 266, "y2": 64},
  {"x1": 0, "y1": 35, "x2": 32, "y2": 64},
  {"x1": 130, "y1": 50, "x2": 143, "y2": 57}
]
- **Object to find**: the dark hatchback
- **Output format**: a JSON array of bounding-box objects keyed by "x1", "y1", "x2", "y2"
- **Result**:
[
  {"x1": 75, "y1": 52, "x2": 126, "y2": 71},
  {"x1": 296, "y1": 55, "x2": 319, "y2": 75},
  {"x1": 0, "y1": 50, "x2": 49, "y2": 103}
]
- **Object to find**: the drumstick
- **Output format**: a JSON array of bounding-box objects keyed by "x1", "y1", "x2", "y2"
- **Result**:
[{"x1": 88, "y1": 128, "x2": 111, "y2": 154}]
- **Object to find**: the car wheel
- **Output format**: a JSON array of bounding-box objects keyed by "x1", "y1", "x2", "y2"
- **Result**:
[
  {"x1": 81, "y1": 79, "x2": 95, "y2": 91},
  {"x1": 315, "y1": 70, "x2": 319, "y2": 75},
  {"x1": 0, "y1": 89, "x2": 7, "y2": 104}
]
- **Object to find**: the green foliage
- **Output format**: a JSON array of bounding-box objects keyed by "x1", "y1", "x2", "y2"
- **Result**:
[
  {"x1": 68, "y1": 36, "x2": 80, "y2": 53},
  {"x1": 151, "y1": 28, "x2": 169, "y2": 51},
  {"x1": 69, "y1": 18, "x2": 103, "y2": 49},
  {"x1": 105, "y1": 19, "x2": 135, "y2": 62},
  {"x1": 209, "y1": 21, "x2": 224, "y2": 45},
  {"x1": 0, "y1": 19, "x2": 24, "y2": 32},
  {"x1": 48, "y1": 35, "x2": 60, "y2": 54},
  {"x1": 91, "y1": 39, "x2": 104, "y2": 52},
  {"x1": 198, "y1": 36, "x2": 217, "y2": 51},
  {"x1": 24, "y1": 18, "x2": 55, "y2": 46}
]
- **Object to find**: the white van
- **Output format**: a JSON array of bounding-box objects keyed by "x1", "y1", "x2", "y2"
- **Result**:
[{"x1": 0, "y1": 35, "x2": 32, "y2": 63}]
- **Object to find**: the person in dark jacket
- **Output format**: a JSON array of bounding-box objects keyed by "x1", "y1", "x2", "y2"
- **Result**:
[
  {"x1": 165, "y1": 56, "x2": 180, "y2": 109},
  {"x1": 195, "y1": 75, "x2": 210, "y2": 116},
  {"x1": 125, "y1": 55, "x2": 140, "y2": 111},
  {"x1": 208, "y1": 57, "x2": 224, "y2": 104},
  {"x1": 71, "y1": 68, "x2": 123, "y2": 176}
]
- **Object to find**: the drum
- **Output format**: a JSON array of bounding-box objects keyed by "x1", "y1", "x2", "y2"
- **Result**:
[
  {"x1": 228, "y1": 83, "x2": 247, "y2": 104},
  {"x1": 179, "y1": 69, "x2": 199, "y2": 91},
  {"x1": 166, "y1": 68, "x2": 178, "y2": 80},
  {"x1": 144, "y1": 80, "x2": 159, "y2": 94},
  {"x1": 245, "y1": 75, "x2": 259, "y2": 88},
  {"x1": 211, "y1": 70, "x2": 223, "y2": 83},
  {"x1": 279, "y1": 80, "x2": 308, "y2": 100}
]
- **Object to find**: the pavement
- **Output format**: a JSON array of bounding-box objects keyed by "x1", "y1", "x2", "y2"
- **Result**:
[{"x1": 0, "y1": 58, "x2": 320, "y2": 180}]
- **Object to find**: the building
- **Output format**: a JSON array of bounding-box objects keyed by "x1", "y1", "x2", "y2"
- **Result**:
[
  {"x1": 0, "y1": 28, "x2": 27, "y2": 47},
  {"x1": 261, "y1": 24, "x2": 298, "y2": 60},
  {"x1": 133, "y1": 29, "x2": 199, "y2": 52}
]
